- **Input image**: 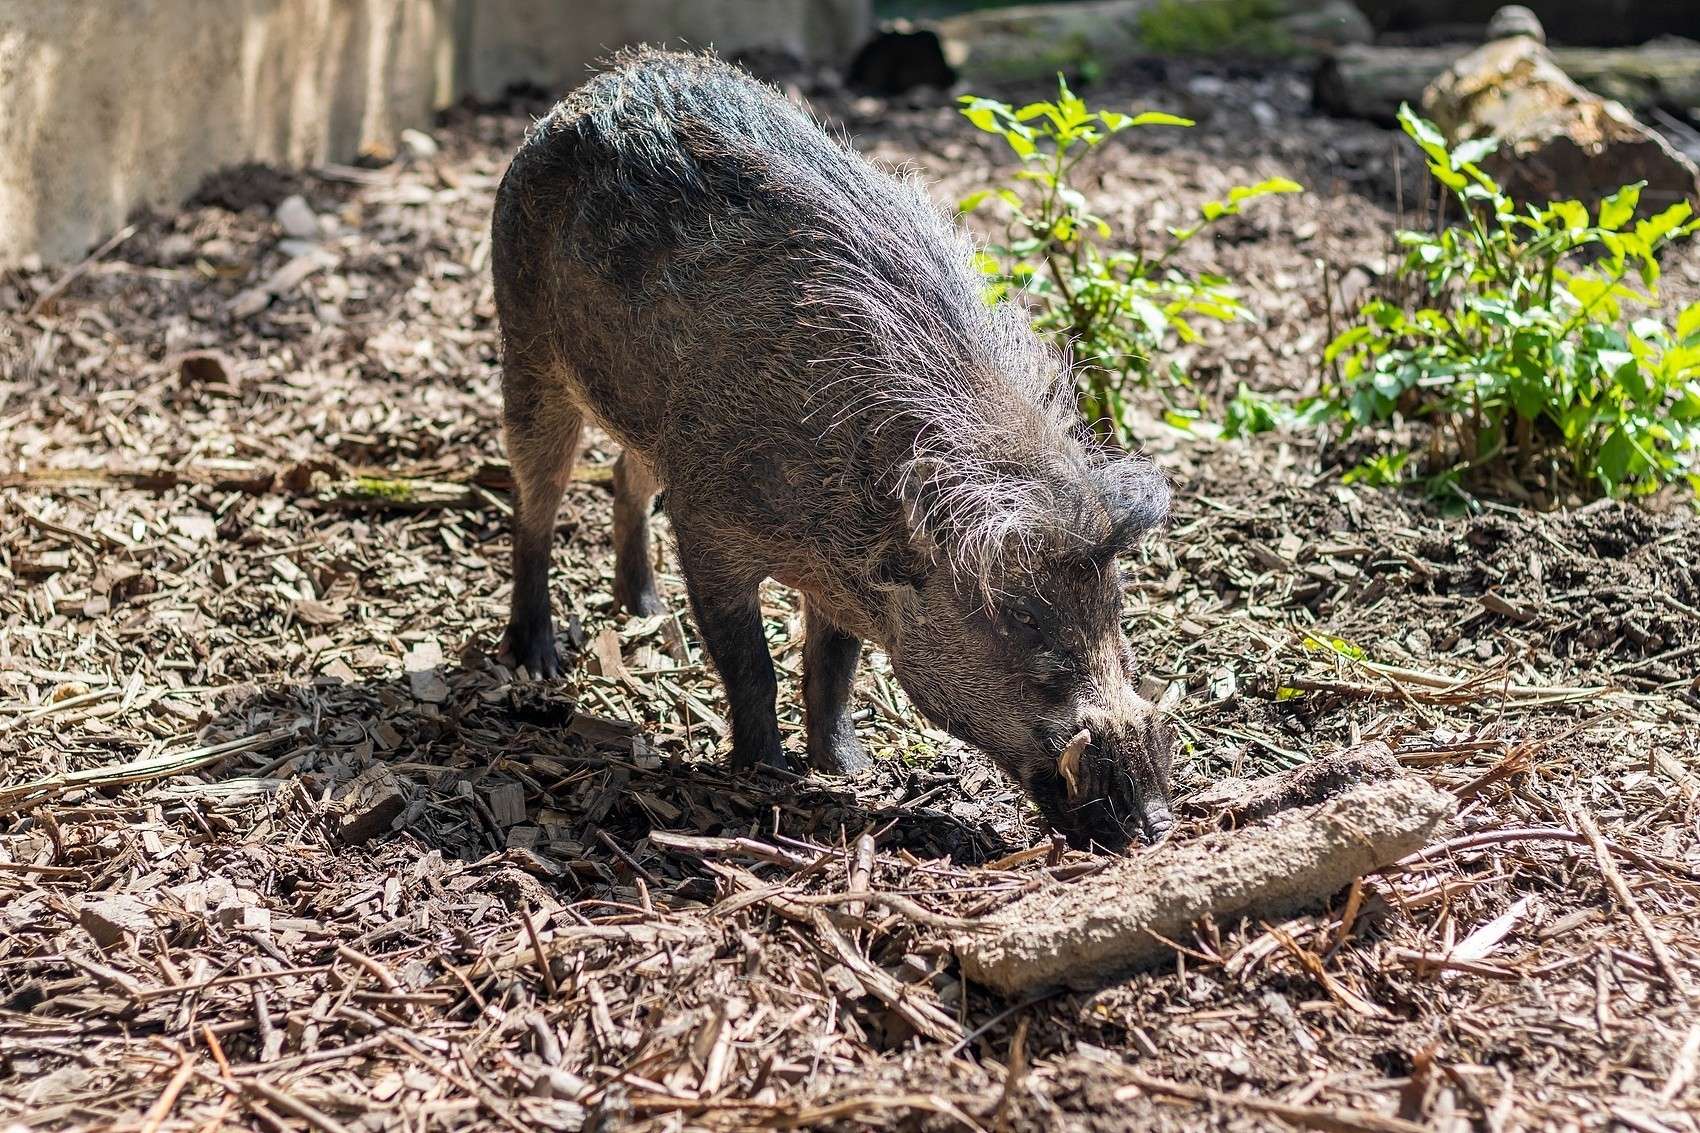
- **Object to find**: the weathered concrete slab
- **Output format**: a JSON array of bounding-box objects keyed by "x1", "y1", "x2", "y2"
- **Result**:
[{"x1": 0, "y1": 0, "x2": 869, "y2": 267}]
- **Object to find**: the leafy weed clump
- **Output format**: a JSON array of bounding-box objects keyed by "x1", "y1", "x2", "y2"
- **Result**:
[
  {"x1": 1315, "y1": 105, "x2": 1700, "y2": 500},
  {"x1": 959, "y1": 77, "x2": 1299, "y2": 443},
  {"x1": 1136, "y1": 0, "x2": 1294, "y2": 57}
]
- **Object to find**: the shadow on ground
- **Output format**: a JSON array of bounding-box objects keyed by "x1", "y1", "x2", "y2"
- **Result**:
[{"x1": 201, "y1": 658, "x2": 1027, "y2": 891}]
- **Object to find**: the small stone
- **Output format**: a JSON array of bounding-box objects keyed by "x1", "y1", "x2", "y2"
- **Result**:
[
  {"x1": 157, "y1": 233, "x2": 196, "y2": 262},
  {"x1": 400, "y1": 128, "x2": 440, "y2": 160},
  {"x1": 227, "y1": 287, "x2": 270, "y2": 319},
  {"x1": 1487, "y1": 4, "x2": 1545, "y2": 43},
  {"x1": 1186, "y1": 75, "x2": 1229, "y2": 99},
  {"x1": 274, "y1": 194, "x2": 320, "y2": 241}
]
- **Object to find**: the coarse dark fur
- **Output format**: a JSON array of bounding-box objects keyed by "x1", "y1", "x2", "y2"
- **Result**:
[{"x1": 490, "y1": 48, "x2": 1175, "y2": 850}]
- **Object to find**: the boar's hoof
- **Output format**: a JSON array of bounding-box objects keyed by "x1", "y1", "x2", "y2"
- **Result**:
[
  {"x1": 809, "y1": 733, "x2": 872, "y2": 776},
  {"x1": 618, "y1": 585, "x2": 667, "y2": 618},
  {"x1": 730, "y1": 741, "x2": 790, "y2": 774},
  {"x1": 499, "y1": 620, "x2": 561, "y2": 680}
]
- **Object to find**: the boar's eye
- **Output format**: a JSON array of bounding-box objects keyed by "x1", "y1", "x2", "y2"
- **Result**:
[{"x1": 1003, "y1": 604, "x2": 1043, "y2": 639}]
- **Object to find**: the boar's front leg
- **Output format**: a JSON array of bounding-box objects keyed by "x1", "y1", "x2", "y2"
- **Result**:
[
  {"x1": 675, "y1": 530, "x2": 786, "y2": 772},
  {"x1": 803, "y1": 600, "x2": 871, "y2": 774}
]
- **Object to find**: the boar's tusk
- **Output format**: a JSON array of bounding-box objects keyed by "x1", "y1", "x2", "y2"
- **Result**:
[{"x1": 1058, "y1": 728, "x2": 1090, "y2": 798}]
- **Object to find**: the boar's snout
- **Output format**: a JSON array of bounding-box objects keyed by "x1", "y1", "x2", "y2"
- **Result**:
[{"x1": 1036, "y1": 698, "x2": 1176, "y2": 853}]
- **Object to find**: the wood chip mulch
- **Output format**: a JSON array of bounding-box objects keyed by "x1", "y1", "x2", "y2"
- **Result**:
[{"x1": 2, "y1": 67, "x2": 1697, "y2": 1133}]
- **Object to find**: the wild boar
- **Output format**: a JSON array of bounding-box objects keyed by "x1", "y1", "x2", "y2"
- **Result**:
[{"x1": 490, "y1": 48, "x2": 1175, "y2": 849}]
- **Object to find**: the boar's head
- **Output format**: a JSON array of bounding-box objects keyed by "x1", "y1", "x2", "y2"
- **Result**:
[{"x1": 878, "y1": 446, "x2": 1175, "y2": 852}]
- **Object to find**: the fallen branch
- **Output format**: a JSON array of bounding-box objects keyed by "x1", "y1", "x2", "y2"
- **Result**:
[
  {"x1": 1115, "y1": 1068, "x2": 1431, "y2": 1133},
  {"x1": 1356, "y1": 660, "x2": 1613, "y2": 704},
  {"x1": 1394, "y1": 827, "x2": 1700, "y2": 881},
  {"x1": 0, "y1": 725, "x2": 301, "y2": 816},
  {"x1": 958, "y1": 777, "x2": 1455, "y2": 995},
  {"x1": 27, "y1": 223, "x2": 139, "y2": 317},
  {"x1": 788, "y1": 890, "x2": 990, "y2": 934},
  {"x1": 1571, "y1": 808, "x2": 1695, "y2": 1002},
  {"x1": 810, "y1": 910, "x2": 965, "y2": 1044},
  {"x1": 649, "y1": 829, "x2": 814, "y2": 869},
  {"x1": 0, "y1": 458, "x2": 613, "y2": 504}
]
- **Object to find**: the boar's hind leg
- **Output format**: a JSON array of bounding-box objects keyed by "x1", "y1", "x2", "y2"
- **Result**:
[
  {"x1": 612, "y1": 450, "x2": 665, "y2": 616},
  {"x1": 803, "y1": 601, "x2": 871, "y2": 774},
  {"x1": 499, "y1": 370, "x2": 583, "y2": 681},
  {"x1": 675, "y1": 533, "x2": 786, "y2": 772}
]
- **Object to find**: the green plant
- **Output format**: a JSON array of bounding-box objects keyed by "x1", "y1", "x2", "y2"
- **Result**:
[
  {"x1": 1136, "y1": 0, "x2": 1293, "y2": 57},
  {"x1": 1221, "y1": 382, "x2": 1286, "y2": 439},
  {"x1": 1318, "y1": 104, "x2": 1700, "y2": 499},
  {"x1": 958, "y1": 77, "x2": 1300, "y2": 444}
]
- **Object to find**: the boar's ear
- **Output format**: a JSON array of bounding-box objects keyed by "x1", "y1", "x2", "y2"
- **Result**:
[
  {"x1": 1094, "y1": 455, "x2": 1170, "y2": 558},
  {"x1": 896, "y1": 459, "x2": 945, "y2": 561},
  {"x1": 871, "y1": 463, "x2": 942, "y2": 590}
]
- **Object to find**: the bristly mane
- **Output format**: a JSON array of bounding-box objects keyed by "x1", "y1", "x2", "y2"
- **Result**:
[
  {"x1": 547, "y1": 48, "x2": 1170, "y2": 588},
  {"x1": 761, "y1": 73, "x2": 1167, "y2": 588}
]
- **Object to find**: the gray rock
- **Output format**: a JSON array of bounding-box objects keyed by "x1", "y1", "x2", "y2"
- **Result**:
[
  {"x1": 274, "y1": 194, "x2": 319, "y2": 241},
  {"x1": 1487, "y1": 5, "x2": 1545, "y2": 44},
  {"x1": 400, "y1": 128, "x2": 439, "y2": 160},
  {"x1": 1279, "y1": 0, "x2": 1374, "y2": 49}
]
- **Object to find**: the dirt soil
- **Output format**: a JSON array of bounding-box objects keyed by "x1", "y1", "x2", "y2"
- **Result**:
[{"x1": 3, "y1": 57, "x2": 1698, "y2": 1133}]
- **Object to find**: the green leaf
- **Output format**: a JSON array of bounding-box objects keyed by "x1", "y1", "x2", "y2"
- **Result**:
[
  {"x1": 1637, "y1": 200, "x2": 1694, "y2": 247},
  {"x1": 1324, "y1": 325, "x2": 1373, "y2": 363},
  {"x1": 1398, "y1": 103, "x2": 1450, "y2": 164},
  {"x1": 1599, "y1": 182, "x2": 1644, "y2": 230},
  {"x1": 1678, "y1": 303, "x2": 1700, "y2": 342},
  {"x1": 1428, "y1": 162, "x2": 1467, "y2": 191},
  {"x1": 1127, "y1": 111, "x2": 1194, "y2": 128},
  {"x1": 1227, "y1": 177, "x2": 1304, "y2": 203},
  {"x1": 1598, "y1": 427, "x2": 1633, "y2": 490},
  {"x1": 1547, "y1": 199, "x2": 1589, "y2": 232},
  {"x1": 958, "y1": 189, "x2": 992, "y2": 213},
  {"x1": 1452, "y1": 136, "x2": 1498, "y2": 166}
]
